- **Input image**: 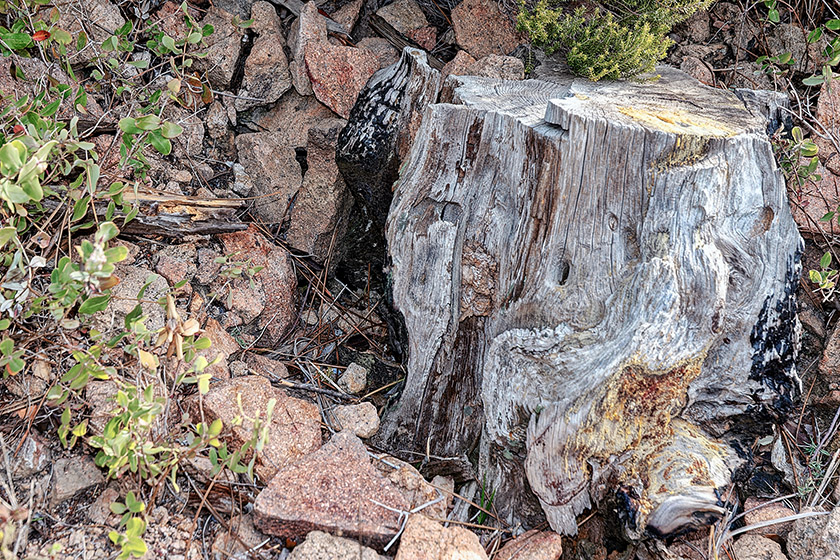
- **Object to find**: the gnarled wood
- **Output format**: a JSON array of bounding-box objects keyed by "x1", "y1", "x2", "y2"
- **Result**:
[{"x1": 381, "y1": 67, "x2": 802, "y2": 539}]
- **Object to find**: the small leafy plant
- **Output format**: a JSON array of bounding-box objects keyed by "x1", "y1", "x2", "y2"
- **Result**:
[{"x1": 108, "y1": 492, "x2": 148, "y2": 560}]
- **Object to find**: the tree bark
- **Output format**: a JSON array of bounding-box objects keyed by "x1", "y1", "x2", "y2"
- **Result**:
[{"x1": 379, "y1": 67, "x2": 803, "y2": 539}]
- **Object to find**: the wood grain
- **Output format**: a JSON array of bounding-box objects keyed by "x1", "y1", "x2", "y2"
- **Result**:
[{"x1": 381, "y1": 66, "x2": 803, "y2": 538}]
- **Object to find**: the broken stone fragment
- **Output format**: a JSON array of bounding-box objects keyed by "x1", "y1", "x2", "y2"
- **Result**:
[
  {"x1": 12, "y1": 434, "x2": 51, "y2": 479},
  {"x1": 54, "y1": 0, "x2": 125, "y2": 64},
  {"x1": 194, "y1": 7, "x2": 244, "y2": 89},
  {"x1": 50, "y1": 456, "x2": 105, "y2": 507},
  {"x1": 732, "y1": 534, "x2": 788, "y2": 560},
  {"x1": 254, "y1": 431, "x2": 408, "y2": 548},
  {"x1": 193, "y1": 375, "x2": 321, "y2": 482},
  {"x1": 236, "y1": 2, "x2": 292, "y2": 111},
  {"x1": 338, "y1": 362, "x2": 368, "y2": 394},
  {"x1": 376, "y1": 0, "x2": 435, "y2": 49},
  {"x1": 816, "y1": 78, "x2": 840, "y2": 176},
  {"x1": 331, "y1": 0, "x2": 364, "y2": 32},
  {"x1": 466, "y1": 55, "x2": 525, "y2": 80},
  {"x1": 234, "y1": 132, "x2": 302, "y2": 226},
  {"x1": 372, "y1": 455, "x2": 452, "y2": 520},
  {"x1": 218, "y1": 226, "x2": 298, "y2": 343},
  {"x1": 285, "y1": 118, "x2": 353, "y2": 264},
  {"x1": 245, "y1": 353, "x2": 290, "y2": 380},
  {"x1": 494, "y1": 530, "x2": 563, "y2": 560},
  {"x1": 357, "y1": 38, "x2": 401, "y2": 70},
  {"x1": 248, "y1": 90, "x2": 338, "y2": 149},
  {"x1": 330, "y1": 403, "x2": 380, "y2": 438},
  {"x1": 451, "y1": 0, "x2": 523, "y2": 59},
  {"x1": 290, "y1": 2, "x2": 379, "y2": 118},
  {"x1": 742, "y1": 497, "x2": 795, "y2": 539},
  {"x1": 289, "y1": 530, "x2": 384, "y2": 559},
  {"x1": 92, "y1": 266, "x2": 169, "y2": 333},
  {"x1": 787, "y1": 507, "x2": 840, "y2": 560},
  {"x1": 394, "y1": 514, "x2": 488, "y2": 560},
  {"x1": 211, "y1": 514, "x2": 268, "y2": 558},
  {"x1": 154, "y1": 243, "x2": 197, "y2": 286}
]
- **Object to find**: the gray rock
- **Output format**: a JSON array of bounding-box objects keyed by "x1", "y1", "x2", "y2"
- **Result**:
[
  {"x1": 289, "y1": 531, "x2": 383, "y2": 559},
  {"x1": 236, "y1": 23, "x2": 291, "y2": 111},
  {"x1": 231, "y1": 163, "x2": 255, "y2": 197},
  {"x1": 330, "y1": 403, "x2": 380, "y2": 438},
  {"x1": 165, "y1": 106, "x2": 205, "y2": 157},
  {"x1": 788, "y1": 508, "x2": 840, "y2": 560},
  {"x1": 12, "y1": 434, "x2": 51, "y2": 479},
  {"x1": 93, "y1": 266, "x2": 169, "y2": 333},
  {"x1": 194, "y1": 7, "x2": 244, "y2": 89},
  {"x1": 235, "y1": 132, "x2": 302, "y2": 225},
  {"x1": 338, "y1": 363, "x2": 368, "y2": 394},
  {"x1": 286, "y1": 119, "x2": 353, "y2": 264},
  {"x1": 376, "y1": 0, "x2": 428, "y2": 37},
  {"x1": 251, "y1": 1, "x2": 282, "y2": 34},
  {"x1": 331, "y1": 0, "x2": 364, "y2": 32},
  {"x1": 205, "y1": 101, "x2": 232, "y2": 142},
  {"x1": 50, "y1": 456, "x2": 105, "y2": 507}
]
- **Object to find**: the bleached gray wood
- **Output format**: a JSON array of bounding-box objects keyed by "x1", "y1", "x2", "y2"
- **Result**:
[{"x1": 382, "y1": 67, "x2": 803, "y2": 539}]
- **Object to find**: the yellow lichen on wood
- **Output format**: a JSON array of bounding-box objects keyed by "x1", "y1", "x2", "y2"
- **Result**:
[
  {"x1": 618, "y1": 105, "x2": 736, "y2": 137},
  {"x1": 572, "y1": 354, "x2": 706, "y2": 459}
]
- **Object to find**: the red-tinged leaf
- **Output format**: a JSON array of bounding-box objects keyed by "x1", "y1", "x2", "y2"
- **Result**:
[
  {"x1": 32, "y1": 30, "x2": 50, "y2": 42},
  {"x1": 12, "y1": 125, "x2": 24, "y2": 135}
]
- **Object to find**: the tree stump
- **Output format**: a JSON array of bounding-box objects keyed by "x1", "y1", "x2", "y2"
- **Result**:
[{"x1": 380, "y1": 67, "x2": 803, "y2": 539}]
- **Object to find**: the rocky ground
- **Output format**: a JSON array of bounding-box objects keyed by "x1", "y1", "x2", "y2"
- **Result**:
[{"x1": 1, "y1": 0, "x2": 840, "y2": 559}]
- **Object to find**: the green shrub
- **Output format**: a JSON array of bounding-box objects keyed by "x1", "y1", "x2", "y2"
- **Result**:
[{"x1": 517, "y1": 0, "x2": 717, "y2": 80}]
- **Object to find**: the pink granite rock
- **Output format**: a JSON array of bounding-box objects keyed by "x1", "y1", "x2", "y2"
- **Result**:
[
  {"x1": 292, "y1": 2, "x2": 379, "y2": 118},
  {"x1": 816, "y1": 78, "x2": 840, "y2": 176},
  {"x1": 394, "y1": 514, "x2": 488, "y2": 560},
  {"x1": 218, "y1": 225, "x2": 298, "y2": 343},
  {"x1": 441, "y1": 50, "x2": 477, "y2": 81},
  {"x1": 194, "y1": 7, "x2": 243, "y2": 89},
  {"x1": 234, "y1": 132, "x2": 302, "y2": 225},
  {"x1": 249, "y1": 91, "x2": 338, "y2": 149},
  {"x1": 196, "y1": 375, "x2": 321, "y2": 482},
  {"x1": 494, "y1": 530, "x2": 563, "y2": 560},
  {"x1": 253, "y1": 431, "x2": 408, "y2": 548},
  {"x1": 358, "y1": 38, "x2": 401, "y2": 70},
  {"x1": 451, "y1": 0, "x2": 522, "y2": 59},
  {"x1": 467, "y1": 54, "x2": 524, "y2": 80}
]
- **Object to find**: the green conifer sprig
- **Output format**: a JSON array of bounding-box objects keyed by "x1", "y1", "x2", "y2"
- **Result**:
[{"x1": 518, "y1": 0, "x2": 716, "y2": 80}]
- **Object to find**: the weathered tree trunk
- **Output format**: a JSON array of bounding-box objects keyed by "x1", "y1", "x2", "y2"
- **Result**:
[{"x1": 379, "y1": 67, "x2": 803, "y2": 539}]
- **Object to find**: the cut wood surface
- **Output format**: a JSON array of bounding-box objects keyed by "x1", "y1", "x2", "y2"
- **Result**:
[{"x1": 379, "y1": 65, "x2": 803, "y2": 538}]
